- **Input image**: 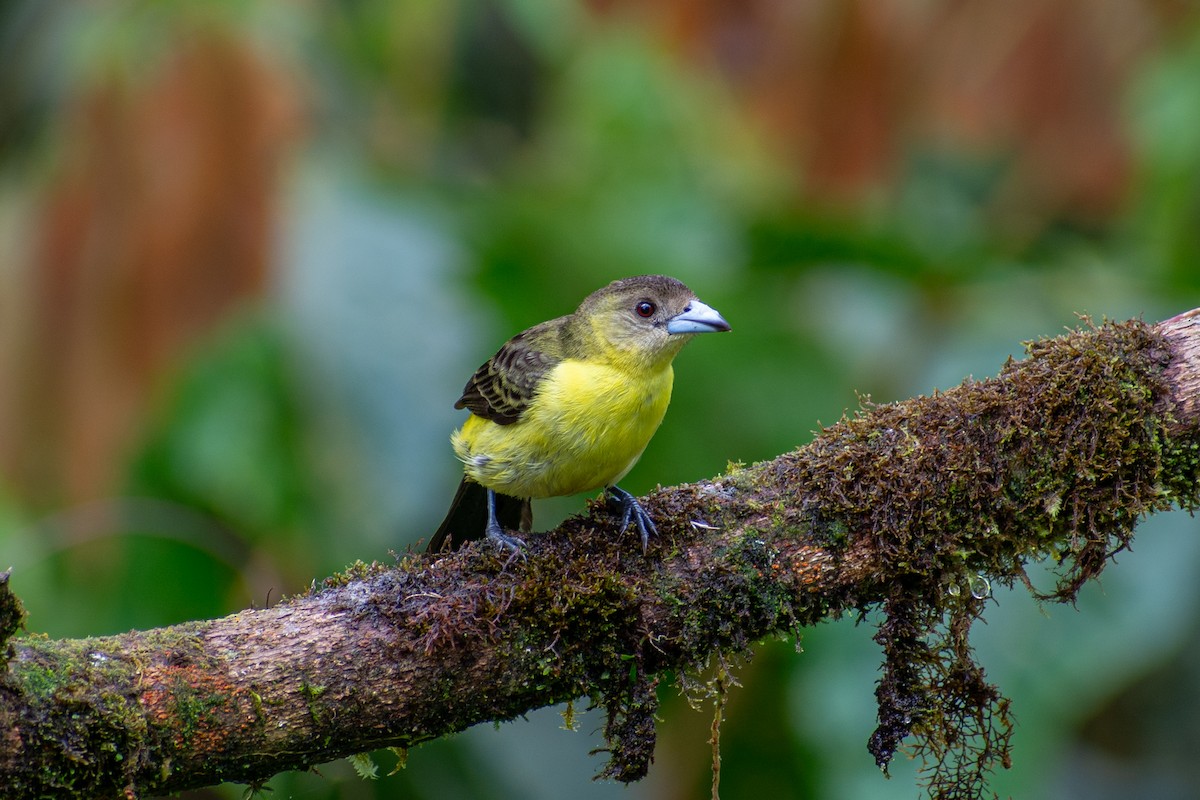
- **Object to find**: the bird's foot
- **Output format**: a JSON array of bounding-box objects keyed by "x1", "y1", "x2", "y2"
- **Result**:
[
  {"x1": 482, "y1": 488, "x2": 526, "y2": 563},
  {"x1": 485, "y1": 520, "x2": 527, "y2": 563},
  {"x1": 606, "y1": 485, "x2": 657, "y2": 552}
]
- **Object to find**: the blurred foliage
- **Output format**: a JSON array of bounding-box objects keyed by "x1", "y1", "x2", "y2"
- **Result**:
[{"x1": 2, "y1": 1, "x2": 1200, "y2": 798}]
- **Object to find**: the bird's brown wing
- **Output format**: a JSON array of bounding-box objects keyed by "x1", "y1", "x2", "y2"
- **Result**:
[{"x1": 455, "y1": 320, "x2": 565, "y2": 425}]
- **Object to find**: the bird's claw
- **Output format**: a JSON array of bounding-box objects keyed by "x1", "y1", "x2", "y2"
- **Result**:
[
  {"x1": 607, "y1": 486, "x2": 657, "y2": 552},
  {"x1": 483, "y1": 487, "x2": 526, "y2": 564},
  {"x1": 484, "y1": 522, "x2": 528, "y2": 566},
  {"x1": 485, "y1": 522, "x2": 527, "y2": 564}
]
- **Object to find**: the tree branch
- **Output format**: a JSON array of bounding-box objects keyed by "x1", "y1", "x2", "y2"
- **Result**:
[{"x1": 3, "y1": 312, "x2": 1200, "y2": 799}]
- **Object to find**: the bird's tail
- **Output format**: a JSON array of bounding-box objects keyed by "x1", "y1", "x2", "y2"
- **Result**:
[{"x1": 427, "y1": 478, "x2": 532, "y2": 553}]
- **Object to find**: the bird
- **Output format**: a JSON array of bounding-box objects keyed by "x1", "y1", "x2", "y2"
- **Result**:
[{"x1": 427, "y1": 274, "x2": 730, "y2": 554}]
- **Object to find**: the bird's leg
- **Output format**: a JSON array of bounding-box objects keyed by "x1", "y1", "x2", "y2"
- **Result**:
[
  {"x1": 484, "y1": 488, "x2": 526, "y2": 555},
  {"x1": 606, "y1": 485, "x2": 657, "y2": 552}
]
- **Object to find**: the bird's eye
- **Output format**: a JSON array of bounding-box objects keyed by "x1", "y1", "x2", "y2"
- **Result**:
[{"x1": 635, "y1": 301, "x2": 656, "y2": 318}]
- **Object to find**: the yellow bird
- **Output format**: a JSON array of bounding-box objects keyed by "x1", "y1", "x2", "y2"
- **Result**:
[{"x1": 428, "y1": 275, "x2": 730, "y2": 553}]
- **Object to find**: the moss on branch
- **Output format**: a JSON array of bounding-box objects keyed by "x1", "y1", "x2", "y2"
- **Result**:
[{"x1": 0, "y1": 317, "x2": 1198, "y2": 800}]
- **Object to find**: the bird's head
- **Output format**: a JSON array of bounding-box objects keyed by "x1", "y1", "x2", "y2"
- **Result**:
[{"x1": 574, "y1": 275, "x2": 730, "y2": 369}]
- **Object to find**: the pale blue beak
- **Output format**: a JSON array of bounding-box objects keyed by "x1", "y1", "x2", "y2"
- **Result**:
[{"x1": 666, "y1": 300, "x2": 731, "y2": 335}]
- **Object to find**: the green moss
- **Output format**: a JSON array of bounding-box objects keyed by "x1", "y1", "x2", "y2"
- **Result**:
[
  {"x1": 0, "y1": 570, "x2": 26, "y2": 663},
  {"x1": 299, "y1": 680, "x2": 329, "y2": 728},
  {"x1": 722, "y1": 319, "x2": 1198, "y2": 796},
  {"x1": 173, "y1": 688, "x2": 226, "y2": 745},
  {"x1": 4, "y1": 638, "x2": 151, "y2": 796},
  {"x1": 318, "y1": 560, "x2": 391, "y2": 591}
]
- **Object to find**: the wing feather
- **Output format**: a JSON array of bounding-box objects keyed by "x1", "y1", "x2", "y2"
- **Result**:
[{"x1": 454, "y1": 321, "x2": 564, "y2": 425}]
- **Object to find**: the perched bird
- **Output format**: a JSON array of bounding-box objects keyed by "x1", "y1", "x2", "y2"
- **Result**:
[{"x1": 428, "y1": 275, "x2": 730, "y2": 554}]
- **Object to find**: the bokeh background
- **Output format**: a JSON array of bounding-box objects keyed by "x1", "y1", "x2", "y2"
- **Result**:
[{"x1": 3, "y1": 1, "x2": 1200, "y2": 798}]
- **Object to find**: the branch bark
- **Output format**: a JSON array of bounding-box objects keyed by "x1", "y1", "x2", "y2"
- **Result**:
[{"x1": 3, "y1": 312, "x2": 1200, "y2": 799}]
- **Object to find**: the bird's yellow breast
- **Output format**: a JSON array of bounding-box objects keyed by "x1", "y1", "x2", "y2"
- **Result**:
[{"x1": 452, "y1": 359, "x2": 674, "y2": 499}]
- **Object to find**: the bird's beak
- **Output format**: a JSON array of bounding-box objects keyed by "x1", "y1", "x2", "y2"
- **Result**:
[{"x1": 666, "y1": 300, "x2": 731, "y2": 335}]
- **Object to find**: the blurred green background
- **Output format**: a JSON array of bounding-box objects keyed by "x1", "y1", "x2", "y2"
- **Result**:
[{"x1": 3, "y1": 1, "x2": 1200, "y2": 798}]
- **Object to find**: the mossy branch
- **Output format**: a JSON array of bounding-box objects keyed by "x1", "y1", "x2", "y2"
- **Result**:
[{"x1": 3, "y1": 313, "x2": 1200, "y2": 799}]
